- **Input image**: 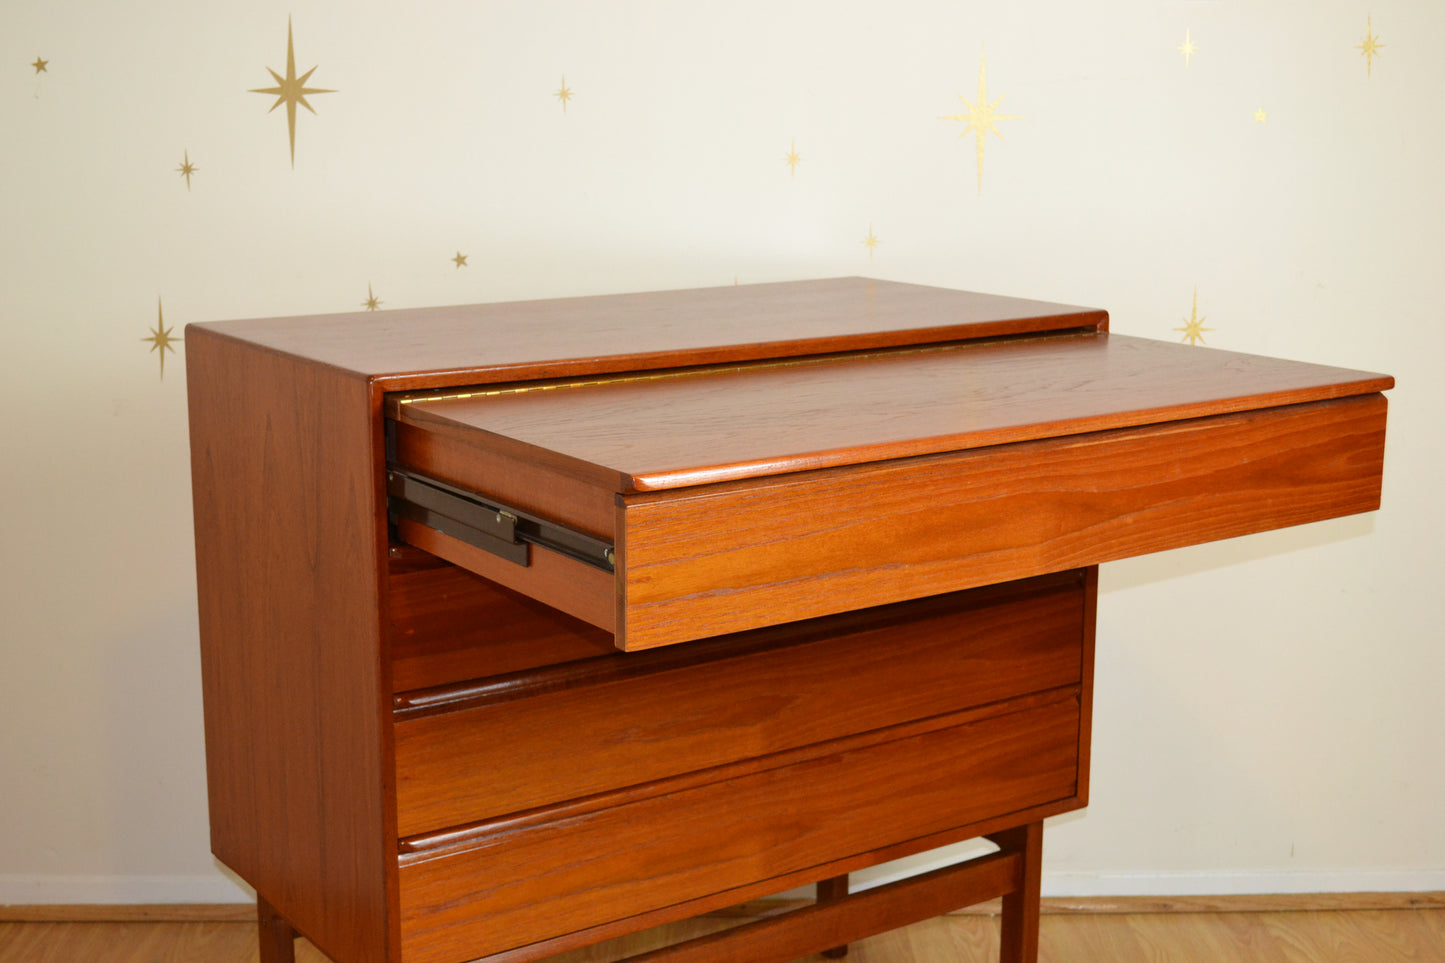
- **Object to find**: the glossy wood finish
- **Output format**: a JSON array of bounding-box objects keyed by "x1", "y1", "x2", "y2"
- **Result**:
[
  {"x1": 393, "y1": 572, "x2": 1086, "y2": 836},
  {"x1": 196, "y1": 277, "x2": 1108, "y2": 391},
  {"x1": 989, "y1": 823, "x2": 1045, "y2": 963},
  {"x1": 186, "y1": 328, "x2": 396, "y2": 963},
  {"x1": 616, "y1": 394, "x2": 1386, "y2": 649},
  {"x1": 391, "y1": 332, "x2": 1391, "y2": 492},
  {"x1": 397, "y1": 693, "x2": 1081, "y2": 963},
  {"x1": 386, "y1": 546, "x2": 614, "y2": 692},
  {"x1": 186, "y1": 279, "x2": 1393, "y2": 963},
  {"x1": 395, "y1": 516, "x2": 616, "y2": 632},
  {"x1": 615, "y1": 851, "x2": 1022, "y2": 963}
]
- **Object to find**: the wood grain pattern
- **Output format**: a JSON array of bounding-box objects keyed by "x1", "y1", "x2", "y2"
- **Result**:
[
  {"x1": 386, "y1": 546, "x2": 615, "y2": 692},
  {"x1": 617, "y1": 394, "x2": 1387, "y2": 650},
  {"x1": 186, "y1": 327, "x2": 396, "y2": 963},
  {"x1": 258, "y1": 898, "x2": 297, "y2": 963},
  {"x1": 393, "y1": 573, "x2": 1086, "y2": 835},
  {"x1": 614, "y1": 851, "x2": 1021, "y2": 963},
  {"x1": 395, "y1": 517, "x2": 615, "y2": 632},
  {"x1": 390, "y1": 332, "x2": 1392, "y2": 493},
  {"x1": 397, "y1": 694, "x2": 1080, "y2": 963},
  {"x1": 390, "y1": 420, "x2": 615, "y2": 538},
  {"x1": 7, "y1": 890, "x2": 1441, "y2": 923},
  {"x1": 5, "y1": 908, "x2": 1442, "y2": 963},
  {"x1": 988, "y1": 822, "x2": 1044, "y2": 963},
  {"x1": 194, "y1": 278, "x2": 1107, "y2": 390}
]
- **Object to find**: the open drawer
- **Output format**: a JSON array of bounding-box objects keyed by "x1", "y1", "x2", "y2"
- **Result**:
[{"x1": 386, "y1": 329, "x2": 1390, "y2": 651}]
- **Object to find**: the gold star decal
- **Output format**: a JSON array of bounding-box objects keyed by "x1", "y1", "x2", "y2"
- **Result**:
[
  {"x1": 1253, "y1": 108, "x2": 1269, "y2": 124},
  {"x1": 784, "y1": 140, "x2": 802, "y2": 178},
  {"x1": 251, "y1": 18, "x2": 335, "y2": 168},
  {"x1": 555, "y1": 76, "x2": 573, "y2": 112},
  {"x1": 362, "y1": 283, "x2": 382, "y2": 311},
  {"x1": 1178, "y1": 30, "x2": 1197, "y2": 67},
  {"x1": 862, "y1": 224, "x2": 881, "y2": 259},
  {"x1": 176, "y1": 150, "x2": 198, "y2": 190},
  {"x1": 940, "y1": 46, "x2": 1021, "y2": 195},
  {"x1": 452, "y1": 251, "x2": 468, "y2": 268},
  {"x1": 32, "y1": 57, "x2": 49, "y2": 73},
  {"x1": 1357, "y1": 16, "x2": 1383, "y2": 77},
  {"x1": 1174, "y1": 287, "x2": 1213, "y2": 346},
  {"x1": 142, "y1": 299, "x2": 180, "y2": 379}
]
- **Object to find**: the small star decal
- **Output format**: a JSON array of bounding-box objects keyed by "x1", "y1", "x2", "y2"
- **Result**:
[
  {"x1": 940, "y1": 45, "x2": 1021, "y2": 195},
  {"x1": 555, "y1": 76, "x2": 573, "y2": 112},
  {"x1": 1253, "y1": 108, "x2": 1268, "y2": 124},
  {"x1": 1178, "y1": 30, "x2": 1197, "y2": 68},
  {"x1": 176, "y1": 150, "x2": 198, "y2": 190},
  {"x1": 862, "y1": 224, "x2": 881, "y2": 259},
  {"x1": 31, "y1": 57, "x2": 49, "y2": 74},
  {"x1": 142, "y1": 299, "x2": 180, "y2": 379},
  {"x1": 1174, "y1": 287, "x2": 1213, "y2": 346},
  {"x1": 1357, "y1": 16, "x2": 1383, "y2": 77},
  {"x1": 362, "y1": 283, "x2": 382, "y2": 311},
  {"x1": 452, "y1": 251, "x2": 468, "y2": 269},
  {"x1": 784, "y1": 140, "x2": 802, "y2": 178},
  {"x1": 251, "y1": 18, "x2": 335, "y2": 168}
]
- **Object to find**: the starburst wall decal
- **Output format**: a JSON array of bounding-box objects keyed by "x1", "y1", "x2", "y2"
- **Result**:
[
  {"x1": 142, "y1": 298, "x2": 181, "y2": 379},
  {"x1": 941, "y1": 46, "x2": 1021, "y2": 195},
  {"x1": 784, "y1": 140, "x2": 802, "y2": 178},
  {"x1": 176, "y1": 150, "x2": 198, "y2": 190},
  {"x1": 1175, "y1": 287, "x2": 1213, "y2": 346},
  {"x1": 251, "y1": 18, "x2": 335, "y2": 167},
  {"x1": 1357, "y1": 16, "x2": 1383, "y2": 77},
  {"x1": 862, "y1": 224, "x2": 881, "y2": 259},
  {"x1": 1178, "y1": 30, "x2": 1197, "y2": 68}
]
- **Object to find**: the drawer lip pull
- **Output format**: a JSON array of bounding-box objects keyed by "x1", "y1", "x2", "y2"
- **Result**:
[{"x1": 386, "y1": 467, "x2": 615, "y2": 573}]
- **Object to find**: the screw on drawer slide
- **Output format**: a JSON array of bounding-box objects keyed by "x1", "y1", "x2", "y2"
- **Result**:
[{"x1": 385, "y1": 468, "x2": 615, "y2": 573}]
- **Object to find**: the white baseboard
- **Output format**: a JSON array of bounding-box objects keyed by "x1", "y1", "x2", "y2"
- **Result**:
[
  {"x1": 0, "y1": 874, "x2": 252, "y2": 906},
  {"x1": 1039, "y1": 869, "x2": 1445, "y2": 897},
  {"x1": 2, "y1": 868, "x2": 1441, "y2": 908}
]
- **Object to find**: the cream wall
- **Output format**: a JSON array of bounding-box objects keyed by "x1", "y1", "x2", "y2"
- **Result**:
[{"x1": 2, "y1": 1, "x2": 1441, "y2": 905}]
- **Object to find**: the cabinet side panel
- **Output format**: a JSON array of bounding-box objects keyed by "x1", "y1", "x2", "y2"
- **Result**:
[{"x1": 186, "y1": 328, "x2": 392, "y2": 963}]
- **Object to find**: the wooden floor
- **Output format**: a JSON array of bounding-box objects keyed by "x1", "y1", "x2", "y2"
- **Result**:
[{"x1": 2, "y1": 909, "x2": 1443, "y2": 963}]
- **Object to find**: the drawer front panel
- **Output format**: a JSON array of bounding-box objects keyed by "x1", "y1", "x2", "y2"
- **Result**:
[
  {"x1": 394, "y1": 572, "x2": 1085, "y2": 836},
  {"x1": 398, "y1": 693, "x2": 1081, "y2": 963},
  {"x1": 618, "y1": 394, "x2": 1386, "y2": 649}
]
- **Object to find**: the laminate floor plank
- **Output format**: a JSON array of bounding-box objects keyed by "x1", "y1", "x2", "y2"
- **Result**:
[{"x1": 2, "y1": 909, "x2": 1442, "y2": 962}]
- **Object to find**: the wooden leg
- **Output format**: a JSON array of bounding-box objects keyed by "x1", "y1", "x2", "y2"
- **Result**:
[
  {"x1": 986, "y1": 821, "x2": 1043, "y2": 963},
  {"x1": 816, "y1": 874, "x2": 850, "y2": 958},
  {"x1": 257, "y1": 896, "x2": 298, "y2": 963}
]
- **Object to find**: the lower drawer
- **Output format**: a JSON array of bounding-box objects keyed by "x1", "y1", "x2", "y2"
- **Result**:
[
  {"x1": 393, "y1": 571, "x2": 1086, "y2": 836},
  {"x1": 396, "y1": 691, "x2": 1081, "y2": 963}
]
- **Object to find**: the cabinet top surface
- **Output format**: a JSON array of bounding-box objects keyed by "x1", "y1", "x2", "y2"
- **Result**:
[
  {"x1": 189, "y1": 277, "x2": 1105, "y2": 389},
  {"x1": 392, "y1": 329, "x2": 1393, "y2": 492}
]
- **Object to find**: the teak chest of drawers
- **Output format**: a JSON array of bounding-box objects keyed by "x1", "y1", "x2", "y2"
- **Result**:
[{"x1": 185, "y1": 278, "x2": 1391, "y2": 963}]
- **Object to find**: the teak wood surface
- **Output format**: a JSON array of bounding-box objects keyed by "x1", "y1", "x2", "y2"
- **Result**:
[
  {"x1": 186, "y1": 328, "x2": 397, "y2": 963},
  {"x1": 393, "y1": 572, "x2": 1085, "y2": 837},
  {"x1": 194, "y1": 277, "x2": 1107, "y2": 390},
  {"x1": 390, "y1": 331, "x2": 1391, "y2": 492},
  {"x1": 184, "y1": 278, "x2": 1394, "y2": 963}
]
